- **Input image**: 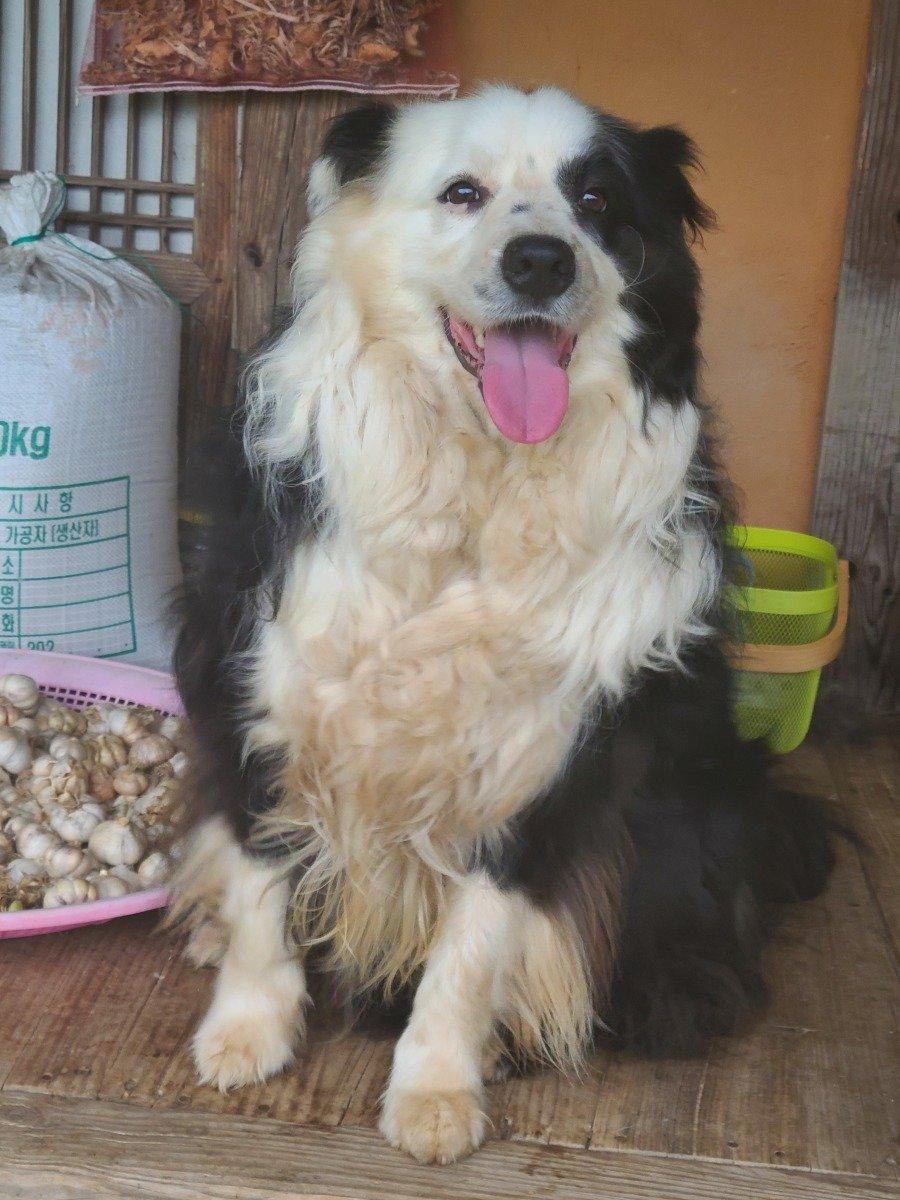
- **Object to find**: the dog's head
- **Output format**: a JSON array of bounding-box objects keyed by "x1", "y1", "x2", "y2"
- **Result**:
[{"x1": 305, "y1": 86, "x2": 712, "y2": 445}]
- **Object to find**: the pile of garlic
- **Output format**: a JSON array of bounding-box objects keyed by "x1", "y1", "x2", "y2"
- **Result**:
[{"x1": 0, "y1": 673, "x2": 185, "y2": 912}]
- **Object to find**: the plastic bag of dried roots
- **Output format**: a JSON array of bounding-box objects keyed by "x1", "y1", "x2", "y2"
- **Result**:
[{"x1": 79, "y1": 0, "x2": 458, "y2": 97}]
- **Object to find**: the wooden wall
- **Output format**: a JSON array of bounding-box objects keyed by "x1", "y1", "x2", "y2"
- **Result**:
[
  {"x1": 178, "y1": 2, "x2": 895, "y2": 709},
  {"x1": 453, "y1": 0, "x2": 872, "y2": 534}
]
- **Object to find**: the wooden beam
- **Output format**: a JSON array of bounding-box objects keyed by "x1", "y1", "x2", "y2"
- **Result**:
[
  {"x1": 811, "y1": 0, "x2": 899, "y2": 712},
  {"x1": 121, "y1": 252, "x2": 211, "y2": 306},
  {"x1": 0, "y1": 1090, "x2": 895, "y2": 1200},
  {"x1": 0, "y1": 170, "x2": 195, "y2": 196},
  {"x1": 57, "y1": 208, "x2": 193, "y2": 232}
]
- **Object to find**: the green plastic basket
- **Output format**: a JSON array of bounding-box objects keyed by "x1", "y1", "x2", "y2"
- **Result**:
[{"x1": 726, "y1": 526, "x2": 848, "y2": 753}]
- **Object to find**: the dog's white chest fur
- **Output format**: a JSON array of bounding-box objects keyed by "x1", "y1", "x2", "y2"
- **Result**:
[{"x1": 249, "y1": 380, "x2": 711, "y2": 863}]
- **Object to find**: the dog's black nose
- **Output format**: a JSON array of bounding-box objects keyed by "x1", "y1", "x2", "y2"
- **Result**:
[{"x1": 501, "y1": 235, "x2": 576, "y2": 302}]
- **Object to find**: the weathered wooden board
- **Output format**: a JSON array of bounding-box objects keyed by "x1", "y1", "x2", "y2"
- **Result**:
[
  {"x1": 819, "y1": 721, "x2": 900, "y2": 956},
  {"x1": 2, "y1": 917, "x2": 176, "y2": 1100},
  {"x1": 235, "y1": 91, "x2": 358, "y2": 359},
  {"x1": 1, "y1": 1090, "x2": 896, "y2": 1200},
  {"x1": 812, "y1": 0, "x2": 899, "y2": 711}
]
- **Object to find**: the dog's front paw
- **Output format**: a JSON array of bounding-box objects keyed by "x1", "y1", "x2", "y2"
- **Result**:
[
  {"x1": 380, "y1": 1088, "x2": 486, "y2": 1164},
  {"x1": 193, "y1": 1009, "x2": 297, "y2": 1091}
]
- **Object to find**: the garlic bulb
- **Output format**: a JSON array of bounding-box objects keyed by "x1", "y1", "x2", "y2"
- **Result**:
[
  {"x1": 50, "y1": 800, "x2": 105, "y2": 845},
  {"x1": 110, "y1": 864, "x2": 143, "y2": 889},
  {"x1": 88, "y1": 768, "x2": 117, "y2": 803},
  {"x1": 88, "y1": 733, "x2": 129, "y2": 770},
  {"x1": 4, "y1": 814, "x2": 30, "y2": 838},
  {"x1": 129, "y1": 734, "x2": 175, "y2": 769},
  {"x1": 14, "y1": 766, "x2": 33, "y2": 793},
  {"x1": 158, "y1": 714, "x2": 183, "y2": 741},
  {"x1": 131, "y1": 782, "x2": 179, "y2": 825},
  {"x1": 88, "y1": 818, "x2": 145, "y2": 866},
  {"x1": 30, "y1": 755, "x2": 89, "y2": 802},
  {"x1": 137, "y1": 850, "x2": 169, "y2": 887},
  {"x1": 28, "y1": 753, "x2": 54, "y2": 784},
  {"x1": 7, "y1": 856, "x2": 44, "y2": 883},
  {"x1": 83, "y1": 705, "x2": 112, "y2": 736},
  {"x1": 112, "y1": 766, "x2": 148, "y2": 797},
  {"x1": 0, "y1": 784, "x2": 23, "y2": 807},
  {"x1": 0, "y1": 674, "x2": 39, "y2": 715},
  {"x1": 48, "y1": 734, "x2": 88, "y2": 762},
  {"x1": 30, "y1": 785, "x2": 55, "y2": 809},
  {"x1": 8, "y1": 797, "x2": 41, "y2": 821},
  {"x1": 43, "y1": 878, "x2": 98, "y2": 908},
  {"x1": 0, "y1": 727, "x2": 32, "y2": 774},
  {"x1": 0, "y1": 702, "x2": 23, "y2": 728},
  {"x1": 15, "y1": 821, "x2": 60, "y2": 860},
  {"x1": 36, "y1": 703, "x2": 87, "y2": 737},
  {"x1": 104, "y1": 707, "x2": 151, "y2": 745},
  {"x1": 88, "y1": 871, "x2": 132, "y2": 899},
  {"x1": 44, "y1": 845, "x2": 96, "y2": 879}
]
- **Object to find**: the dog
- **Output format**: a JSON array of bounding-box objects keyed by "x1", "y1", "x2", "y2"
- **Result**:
[{"x1": 172, "y1": 85, "x2": 833, "y2": 1164}]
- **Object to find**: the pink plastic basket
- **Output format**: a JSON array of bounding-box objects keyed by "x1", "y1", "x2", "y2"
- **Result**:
[{"x1": 0, "y1": 648, "x2": 182, "y2": 939}]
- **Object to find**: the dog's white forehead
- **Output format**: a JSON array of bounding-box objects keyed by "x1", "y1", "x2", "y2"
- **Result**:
[{"x1": 383, "y1": 86, "x2": 597, "y2": 200}]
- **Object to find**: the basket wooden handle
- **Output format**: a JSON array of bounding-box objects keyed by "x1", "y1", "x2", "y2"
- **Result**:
[{"x1": 728, "y1": 559, "x2": 850, "y2": 675}]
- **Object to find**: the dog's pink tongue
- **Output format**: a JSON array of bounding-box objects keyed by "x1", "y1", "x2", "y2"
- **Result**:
[{"x1": 481, "y1": 326, "x2": 569, "y2": 443}]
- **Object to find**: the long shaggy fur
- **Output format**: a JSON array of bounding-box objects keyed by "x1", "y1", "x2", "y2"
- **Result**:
[{"x1": 173, "y1": 86, "x2": 832, "y2": 1086}]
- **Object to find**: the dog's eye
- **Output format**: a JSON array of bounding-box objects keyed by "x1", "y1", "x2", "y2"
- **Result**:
[
  {"x1": 579, "y1": 188, "x2": 607, "y2": 214},
  {"x1": 440, "y1": 179, "x2": 483, "y2": 207}
]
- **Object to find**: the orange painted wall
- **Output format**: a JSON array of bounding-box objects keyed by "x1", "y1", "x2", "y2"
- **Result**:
[{"x1": 453, "y1": 0, "x2": 870, "y2": 530}]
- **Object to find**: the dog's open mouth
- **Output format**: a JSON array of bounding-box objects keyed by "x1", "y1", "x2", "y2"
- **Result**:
[{"x1": 442, "y1": 311, "x2": 575, "y2": 444}]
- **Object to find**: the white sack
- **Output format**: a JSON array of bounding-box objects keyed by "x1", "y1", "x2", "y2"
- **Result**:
[{"x1": 0, "y1": 171, "x2": 181, "y2": 670}]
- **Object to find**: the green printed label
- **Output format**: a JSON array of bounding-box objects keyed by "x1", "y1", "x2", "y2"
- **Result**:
[
  {"x1": 0, "y1": 477, "x2": 136, "y2": 658},
  {"x1": 0, "y1": 420, "x2": 51, "y2": 460}
]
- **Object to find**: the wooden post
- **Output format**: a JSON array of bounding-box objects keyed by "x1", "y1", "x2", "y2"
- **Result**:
[
  {"x1": 180, "y1": 94, "x2": 240, "y2": 455},
  {"x1": 234, "y1": 91, "x2": 357, "y2": 358},
  {"x1": 177, "y1": 91, "x2": 358, "y2": 465},
  {"x1": 811, "y1": 0, "x2": 899, "y2": 712}
]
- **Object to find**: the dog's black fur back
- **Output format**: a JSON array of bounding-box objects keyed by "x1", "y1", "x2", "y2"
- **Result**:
[
  {"x1": 484, "y1": 634, "x2": 833, "y2": 1057},
  {"x1": 174, "y1": 413, "x2": 321, "y2": 842}
]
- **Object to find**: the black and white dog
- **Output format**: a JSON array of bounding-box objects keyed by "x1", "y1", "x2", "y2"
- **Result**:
[{"x1": 173, "y1": 86, "x2": 832, "y2": 1164}]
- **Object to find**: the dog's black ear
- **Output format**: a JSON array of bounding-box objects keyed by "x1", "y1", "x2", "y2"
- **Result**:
[
  {"x1": 308, "y1": 102, "x2": 396, "y2": 216},
  {"x1": 322, "y1": 102, "x2": 396, "y2": 184},
  {"x1": 634, "y1": 126, "x2": 715, "y2": 239}
]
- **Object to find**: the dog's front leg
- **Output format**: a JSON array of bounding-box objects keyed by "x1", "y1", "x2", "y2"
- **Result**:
[
  {"x1": 380, "y1": 872, "x2": 521, "y2": 1164},
  {"x1": 191, "y1": 826, "x2": 308, "y2": 1091}
]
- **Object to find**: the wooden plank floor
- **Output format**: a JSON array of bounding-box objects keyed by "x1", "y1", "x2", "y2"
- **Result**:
[{"x1": 1, "y1": 726, "x2": 897, "y2": 1199}]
